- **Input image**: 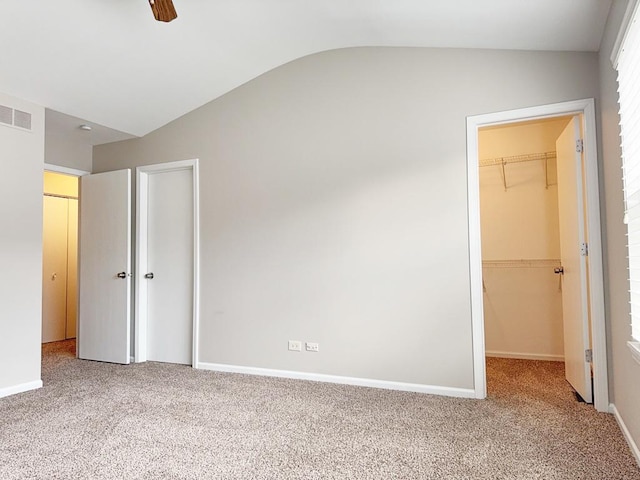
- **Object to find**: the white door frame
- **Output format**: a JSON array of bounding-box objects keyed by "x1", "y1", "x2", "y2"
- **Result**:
[
  {"x1": 466, "y1": 98, "x2": 609, "y2": 412},
  {"x1": 44, "y1": 163, "x2": 90, "y2": 177},
  {"x1": 135, "y1": 159, "x2": 200, "y2": 367}
]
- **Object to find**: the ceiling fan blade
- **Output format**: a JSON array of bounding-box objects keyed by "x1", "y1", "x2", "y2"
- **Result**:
[{"x1": 149, "y1": 0, "x2": 178, "y2": 23}]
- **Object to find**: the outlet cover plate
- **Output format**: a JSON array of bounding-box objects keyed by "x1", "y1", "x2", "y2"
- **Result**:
[
  {"x1": 305, "y1": 342, "x2": 319, "y2": 352},
  {"x1": 288, "y1": 340, "x2": 302, "y2": 352}
]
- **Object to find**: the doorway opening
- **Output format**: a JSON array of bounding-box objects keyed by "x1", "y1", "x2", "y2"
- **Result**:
[
  {"x1": 135, "y1": 159, "x2": 200, "y2": 367},
  {"x1": 467, "y1": 99, "x2": 609, "y2": 412},
  {"x1": 478, "y1": 116, "x2": 580, "y2": 399},
  {"x1": 42, "y1": 165, "x2": 89, "y2": 358},
  {"x1": 42, "y1": 171, "x2": 79, "y2": 344}
]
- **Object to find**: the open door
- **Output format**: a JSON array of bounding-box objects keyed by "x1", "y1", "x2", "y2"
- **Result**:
[
  {"x1": 78, "y1": 169, "x2": 132, "y2": 364},
  {"x1": 556, "y1": 116, "x2": 592, "y2": 403}
]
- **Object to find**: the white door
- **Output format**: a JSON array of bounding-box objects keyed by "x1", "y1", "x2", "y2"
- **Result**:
[
  {"x1": 42, "y1": 195, "x2": 68, "y2": 343},
  {"x1": 78, "y1": 170, "x2": 132, "y2": 364},
  {"x1": 145, "y1": 168, "x2": 194, "y2": 364},
  {"x1": 66, "y1": 198, "x2": 78, "y2": 339},
  {"x1": 556, "y1": 116, "x2": 592, "y2": 403}
]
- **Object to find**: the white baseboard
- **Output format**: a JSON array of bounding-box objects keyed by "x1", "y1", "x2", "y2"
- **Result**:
[
  {"x1": 197, "y1": 362, "x2": 475, "y2": 398},
  {"x1": 610, "y1": 403, "x2": 640, "y2": 467},
  {"x1": 486, "y1": 350, "x2": 564, "y2": 362},
  {"x1": 0, "y1": 380, "x2": 43, "y2": 399}
]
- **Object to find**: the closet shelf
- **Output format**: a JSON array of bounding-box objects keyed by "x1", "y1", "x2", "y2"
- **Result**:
[
  {"x1": 479, "y1": 151, "x2": 556, "y2": 168},
  {"x1": 44, "y1": 192, "x2": 78, "y2": 200},
  {"x1": 482, "y1": 259, "x2": 561, "y2": 269},
  {"x1": 479, "y1": 151, "x2": 556, "y2": 191}
]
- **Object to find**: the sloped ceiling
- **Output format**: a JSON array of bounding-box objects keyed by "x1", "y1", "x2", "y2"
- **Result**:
[{"x1": 0, "y1": 1, "x2": 612, "y2": 138}]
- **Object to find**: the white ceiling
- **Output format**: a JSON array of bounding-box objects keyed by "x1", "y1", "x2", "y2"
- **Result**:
[{"x1": 1, "y1": 1, "x2": 612, "y2": 140}]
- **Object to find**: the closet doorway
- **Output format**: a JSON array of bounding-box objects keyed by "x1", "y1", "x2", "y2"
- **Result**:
[
  {"x1": 42, "y1": 171, "x2": 79, "y2": 343},
  {"x1": 479, "y1": 117, "x2": 569, "y2": 363},
  {"x1": 478, "y1": 117, "x2": 574, "y2": 392},
  {"x1": 467, "y1": 99, "x2": 608, "y2": 412}
]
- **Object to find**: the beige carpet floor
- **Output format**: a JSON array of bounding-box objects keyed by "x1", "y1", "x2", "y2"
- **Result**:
[{"x1": 1, "y1": 340, "x2": 639, "y2": 479}]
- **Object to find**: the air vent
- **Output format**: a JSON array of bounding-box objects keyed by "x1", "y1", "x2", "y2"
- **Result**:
[
  {"x1": 0, "y1": 104, "x2": 33, "y2": 131},
  {"x1": 0, "y1": 105, "x2": 11, "y2": 125},
  {"x1": 13, "y1": 110, "x2": 32, "y2": 130}
]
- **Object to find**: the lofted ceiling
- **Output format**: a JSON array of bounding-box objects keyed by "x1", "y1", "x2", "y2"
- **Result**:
[{"x1": 1, "y1": 1, "x2": 612, "y2": 140}]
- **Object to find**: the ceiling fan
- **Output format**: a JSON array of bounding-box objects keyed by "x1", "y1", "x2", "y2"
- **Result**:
[{"x1": 148, "y1": 0, "x2": 178, "y2": 22}]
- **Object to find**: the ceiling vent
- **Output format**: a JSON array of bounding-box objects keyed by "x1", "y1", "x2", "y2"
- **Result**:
[{"x1": 0, "y1": 104, "x2": 33, "y2": 131}]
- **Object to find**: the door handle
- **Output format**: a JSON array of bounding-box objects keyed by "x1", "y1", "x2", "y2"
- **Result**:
[
  {"x1": 554, "y1": 267, "x2": 564, "y2": 275},
  {"x1": 144, "y1": 273, "x2": 154, "y2": 279},
  {"x1": 117, "y1": 272, "x2": 127, "y2": 279}
]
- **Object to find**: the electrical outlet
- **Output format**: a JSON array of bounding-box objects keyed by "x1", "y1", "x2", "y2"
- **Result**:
[
  {"x1": 288, "y1": 340, "x2": 302, "y2": 352},
  {"x1": 305, "y1": 342, "x2": 319, "y2": 352}
]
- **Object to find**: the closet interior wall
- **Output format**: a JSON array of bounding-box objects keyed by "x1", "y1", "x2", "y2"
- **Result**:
[{"x1": 479, "y1": 117, "x2": 572, "y2": 361}]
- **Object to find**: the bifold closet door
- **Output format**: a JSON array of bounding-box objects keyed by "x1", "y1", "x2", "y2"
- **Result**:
[
  {"x1": 42, "y1": 195, "x2": 69, "y2": 343},
  {"x1": 66, "y1": 198, "x2": 78, "y2": 339}
]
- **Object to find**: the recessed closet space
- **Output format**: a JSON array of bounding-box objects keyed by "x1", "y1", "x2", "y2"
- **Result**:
[
  {"x1": 42, "y1": 171, "x2": 78, "y2": 343},
  {"x1": 479, "y1": 117, "x2": 573, "y2": 363}
]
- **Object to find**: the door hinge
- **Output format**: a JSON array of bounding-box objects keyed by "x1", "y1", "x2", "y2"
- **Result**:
[
  {"x1": 580, "y1": 242, "x2": 588, "y2": 256},
  {"x1": 576, "y1": 139, "x2": 584, "y2": 153},
  {"x1": 585, "y1": 349, "x2": 593, "y2": 363}
]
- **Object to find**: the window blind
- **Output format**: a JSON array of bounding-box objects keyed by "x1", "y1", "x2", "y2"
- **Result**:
[{"x1": 618, "y1": 1, "x2": 640, "y2": 342}]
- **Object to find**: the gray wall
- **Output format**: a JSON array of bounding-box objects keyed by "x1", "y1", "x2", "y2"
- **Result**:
[
  {"x1": 599, "y1": 0, "x2": 640, "y2": 453},
  {"x1": 0, "y1": 93, "x2": 44, "y2": 392},
  {"x1": 45, "y1": 130, "x2": 92, "y2": 172},
  {"x1": 94, "y1": 47, "x2": 599, "y2": 390},
  {"x1": 44, "y1": 110, "x2": 93, "y2": 172}
]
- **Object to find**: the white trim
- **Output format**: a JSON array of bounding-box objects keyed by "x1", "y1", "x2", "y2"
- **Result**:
[
  {"x1": 610, "y1": 403, "x2": 640, "y2": 467},
  {"x1": 44, "y1": 163, "x2": 90, "y2": 176},
  {"x1": 192, "y1": 162, "x2": 200, "y2": 368},
  {"x1": 581, "y1": 100, "x2": 609, "y2": 411},
  {"x1": 198, "y1": 362, "x2": 475, "y2": 398},
  {"x1": 467, "y1": 99, "x2": 609, "y2": 412},
  {"x1": 467, "y1": 112, "x2": 485, "y2": 400},
  {"x1": 486, "y1": 351, "x2": 564, "y2": 362},
  {"x1": 135, "y1": 159, "x2": 200, "y2": 367},
  {"x1": 611, "y1": 0, "x2": 640, "y2": 68},
  {"x1": 0, "y1": 380, "x2": 43, "y2": 399},
  {"x1": 135, "y1": 171, "x2": 148, "y2": 363}
]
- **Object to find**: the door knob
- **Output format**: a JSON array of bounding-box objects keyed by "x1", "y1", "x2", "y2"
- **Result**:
[
  {"x1": 554, "y1": 266, "x2": 564, "y2": 275},
  {"x1": 144, "y1": 273, "x2": 154, "y2": 279},
  {"x1": 117, "y1": 272, "x2": 127, "y2": 279}
]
